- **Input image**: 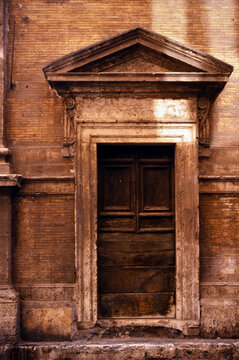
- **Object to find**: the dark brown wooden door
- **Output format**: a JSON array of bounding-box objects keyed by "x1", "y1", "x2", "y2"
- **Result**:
[{"x1": 98, "y1": 145, "x2": 175, "y2": 318}]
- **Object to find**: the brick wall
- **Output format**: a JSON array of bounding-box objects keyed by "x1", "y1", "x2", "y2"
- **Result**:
[
  {"x1": 12, "y1": 194, "x2": 75, "y2": 284},
  {"x1": 11, "y1": 179, "x2": 75, "y2": 340},
  {"x1": 199, "y1": 194, "x2": 239, "y2": 337}
]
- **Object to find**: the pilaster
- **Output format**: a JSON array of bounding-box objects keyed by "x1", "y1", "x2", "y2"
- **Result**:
[
  {"x1": 0, "y1": 1, "x2": 20, "y2": 345},
  {"x1": 0, "y1": 184, "x2": 20, "y2": 344}
]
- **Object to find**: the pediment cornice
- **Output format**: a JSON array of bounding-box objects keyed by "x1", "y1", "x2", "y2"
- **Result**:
[
  {"x1": 43, "y1": 28, "x2": 233, "y2": 98},
  {"x1": 43, "y1": 27, "x2": 233, "y2": 75}
]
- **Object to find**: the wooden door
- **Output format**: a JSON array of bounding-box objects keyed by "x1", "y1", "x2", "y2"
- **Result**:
[{"x1": 98, "y1": 145, "x2": 175, "y2": 318}]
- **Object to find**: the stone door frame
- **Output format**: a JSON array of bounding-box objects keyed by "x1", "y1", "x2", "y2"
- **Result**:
[{"x1": 75, "y1": 122, "x2": 199, "y2": 334}]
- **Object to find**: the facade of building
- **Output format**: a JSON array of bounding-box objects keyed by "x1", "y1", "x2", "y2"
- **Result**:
[{"x1": 0, "y1": 0, "x2": 239, "y2": 357}]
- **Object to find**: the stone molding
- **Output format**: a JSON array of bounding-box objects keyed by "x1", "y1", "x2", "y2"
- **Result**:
[
  {"x1": 0, "y1": 174, "x2": 22, "y2": 188},
  {"x1": 75, "y1": 123, "x2": 199, "y2": 334},
  {"x1": 199, "y1": 175, "x2": 239, "y2": 181},
  {"x1": 199, "y1": 175, "x2": 239, "y2": 193}
]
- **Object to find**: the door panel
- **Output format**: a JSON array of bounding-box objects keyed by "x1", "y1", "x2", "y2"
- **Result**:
[
  {"x1": 98, "y1": 241, "x2": 175, "y2": 267},
  {"x1": 99, "y1": 266, "x2": 175, "y2": 293},
  {"x1": 98, "y1": 232, "x2": 175, "y2": 266},
  {"x1": 99, "y1": 216, "x2": 135, "y2": 232},
  {"x1": 99, "y1": 162, "x2": 134, "y2": 212},
  {"x1": 138, "y1": 215, "x2": 174, "y2": 231},
  {"x1": 99, "y1": 293, "x2": 175, "y2": 318},
  {"x1": 139, "y1": 163, "x2": 171, "y2": 211},
  {"x1": 98, "y1": 145, "x2": 175, "y2": 318}
]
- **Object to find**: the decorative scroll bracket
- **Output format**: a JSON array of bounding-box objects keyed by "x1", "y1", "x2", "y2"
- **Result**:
[
  {"x1": 198, "y1": 97, "x2": 211, "y2": 147},
  {"x1": 62, "y1": 96, "x2": 76, "y2": 158}
]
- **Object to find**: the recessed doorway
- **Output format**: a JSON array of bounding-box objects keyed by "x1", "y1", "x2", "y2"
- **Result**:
[{"x1": 97, "y1": 144, "x2": 175, "y2": 319}]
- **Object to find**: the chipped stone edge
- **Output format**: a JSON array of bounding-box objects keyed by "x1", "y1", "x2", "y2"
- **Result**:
[{"x1": 0, "y1": 174, "x2": 22, "y2": 187}]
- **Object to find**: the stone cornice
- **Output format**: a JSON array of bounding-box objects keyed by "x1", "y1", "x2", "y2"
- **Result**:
[
  {"x1": 0, "y1": 174, "x2": 22, "y2": 188},
  {"x1": 199, "y1": 175, "x2": 239, "y2": 193},
  {"x1": 45, "y1": 72, "x2": 230, "y2": 82},
  {"x1": 199, "y1": 175, "x2": 239, "y2": 181},
  {"x1": 46, "y1": 72, "x2": 230, "y2": 98}
]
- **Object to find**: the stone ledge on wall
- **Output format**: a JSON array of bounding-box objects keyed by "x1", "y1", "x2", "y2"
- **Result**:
[{"x1": 0, "y1": 174, "x2": 22, "y2": 188}]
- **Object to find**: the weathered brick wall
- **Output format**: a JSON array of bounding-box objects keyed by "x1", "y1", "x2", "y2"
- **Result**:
[
  {"x1": 12, "y1": 189, "x2": 75, "y2": 284},
  {"x1": 12, "y1": 179, "x2": 75, "y2": 340},
  {"x1": 5, "y1": 0, "x2": 239, "y2": 339},
  {"x1": 200, "y1": 194, "x2": 239, "y2": 337},
  {"x1": 200, "y1": 195, "x2": 239, "y2": 283}
]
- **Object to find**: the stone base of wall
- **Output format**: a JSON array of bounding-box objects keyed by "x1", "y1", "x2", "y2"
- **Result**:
[
  {"x1": 1, "y1": 339, "x2": 239, "y2": 360},
  {"x1": 201, "y1": 304, "x2": 239, "y2": 338},
  {"x1": 0, "y1": 287, "x2": 19, "y2": 345}
]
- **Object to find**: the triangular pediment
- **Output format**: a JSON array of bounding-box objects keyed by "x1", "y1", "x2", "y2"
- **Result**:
[
  {"x1": 43, "y1": 27, "x2": 233, "y2": 75},
  {"x1": 100, "y1": 55, "x2": 170, "y2": 73},
  {"x1": 68, "y1": 43, "x2": 204, "y2": 73}
]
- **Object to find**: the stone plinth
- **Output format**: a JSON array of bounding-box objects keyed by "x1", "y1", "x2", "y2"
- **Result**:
[{"x1": 0, "y1": 287, "x2": 18, "y2": 345}]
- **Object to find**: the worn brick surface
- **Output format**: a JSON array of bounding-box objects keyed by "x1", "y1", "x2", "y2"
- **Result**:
[
  {"x1": 200, "y1": 194, "x2": 239, "y2": 337},
  {"x1": 200, "y1": 195, "x2": 239, "y2": 283},
  {"x1": 12, "y1": 193, "x2": 75, "y2": 284}
]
